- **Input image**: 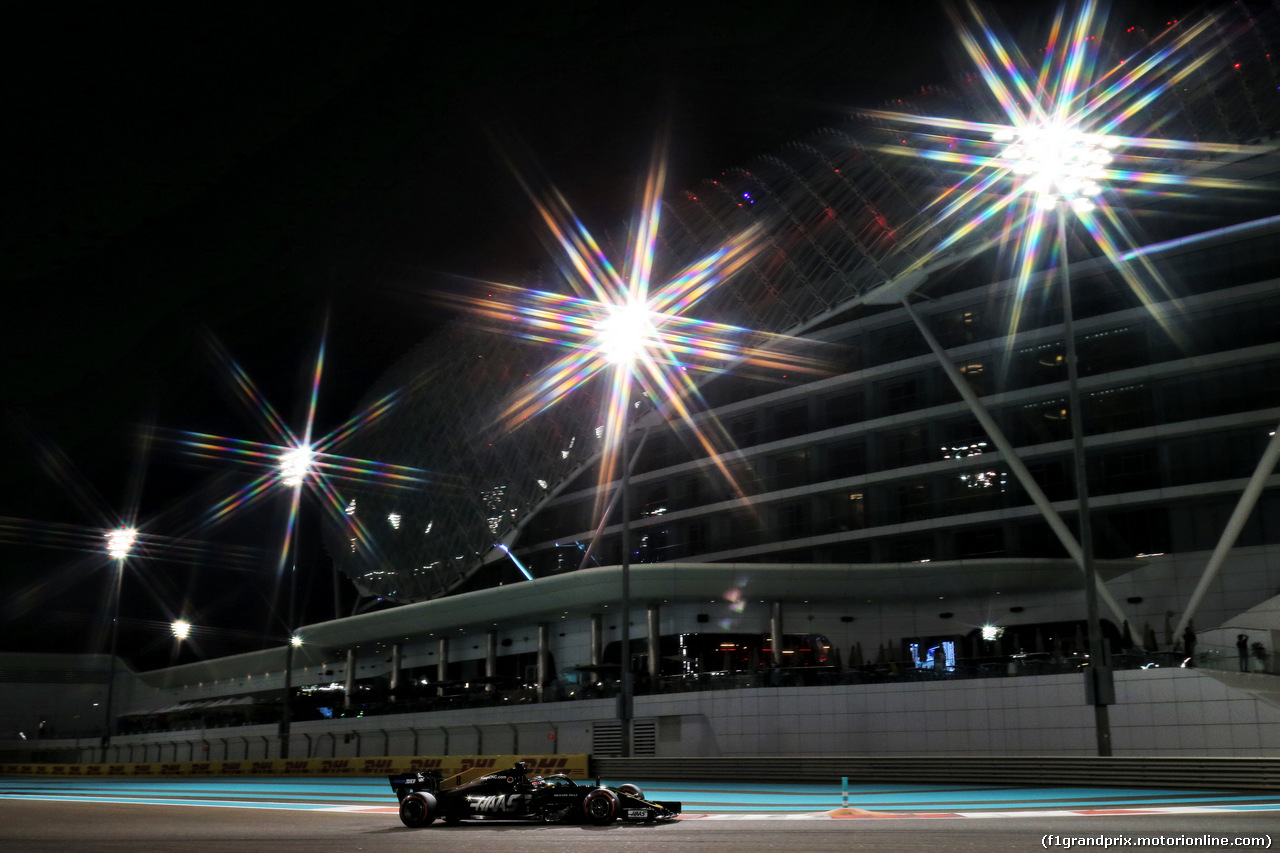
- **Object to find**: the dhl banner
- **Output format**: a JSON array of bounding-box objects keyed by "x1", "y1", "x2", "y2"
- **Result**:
[{"x1": 0, "y1": 753, "x2": 588, "y2": 779}]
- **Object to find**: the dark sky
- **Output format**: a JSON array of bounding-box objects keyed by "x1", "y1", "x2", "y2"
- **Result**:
[{"x1": 0, "y1": 2, "x2": 1003, "y2": 669}]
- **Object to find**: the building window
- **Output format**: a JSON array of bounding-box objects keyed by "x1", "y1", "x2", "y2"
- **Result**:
[
  {"x1": 773, "y1": 403, "x2": 809, "y2": 440},
  {"x1": 957, "y1": 361, "x2": 990, "y2": 396},
  {"x1": 1085, "y1": 385, "x2": 1152, "y2": 435},
  {"x1": 770, "y1": 450, "x2": 810, "y2": 490},
  {"x1": 889, "y1": 482, "x2": 931, "y2": 523},
  {"x1": 1094, "y1": 508, "x2": 1170, "y2": 558},
  {"x1": 1011, "y1": 398, "x2": 1072, "y2": 446},
  {"x1": 886, "y1": 535, "x2": 933, "y2": 563},
  {"x1": 774, "y1": 501, "x2": 811, "y2": 540},
  {"x1": 882, "y1": 377, "x2": 920, "y2": 416},
  {"x1": 729, "y1": 414, "x2": 758, "y2": 448},
  {"x1": 824, "y1": 439, "x2": 867, "y2": 479},
  {"x1": 954, "y1": 527, "x2": 1005, "y2": 558},
  {"x1": 1024, "y1": 458, "x2": 1073, "y2": 502},
  {"x1": 687, "y1": 520, "x2": 708, "y2": 556},
  {"x1": 825, "y1": 391, "x2": 865, "y2": 428},
  {"x1": 881, "y1": 426, "x2": 929, "y2": 469},
  {"x1": 1090, "y1": 446, "x2": 1160, "y2": 495}
]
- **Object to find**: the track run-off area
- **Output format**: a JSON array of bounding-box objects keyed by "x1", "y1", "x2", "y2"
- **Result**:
[{"x1": 4, "y1": 777, "x2": 1280, "y2": 853}]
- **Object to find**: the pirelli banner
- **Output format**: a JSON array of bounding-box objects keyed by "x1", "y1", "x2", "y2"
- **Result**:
[{"x1": 0, "y1": 753, "x2": 588, "y2": 779}]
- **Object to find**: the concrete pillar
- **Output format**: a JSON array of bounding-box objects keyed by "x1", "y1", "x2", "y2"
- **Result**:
[
  {"x1": 344, "y1": 648, "x2": 356, "y2": 710},
  {"x1": 771, "y1": 602, "x2": 784, "y2": 668},
  {"x1": 589, "y1": 613, "x2": 603, "y2": 684},
  {"x1": 436, "y1": 637, "x2": 449, "y2": 698},
  {"x1": 537, "y1": 623, "x2": 550, "y2": 702},
  {"x1": 486, "y1": 631, "x2": 498, "y2": 693},
  {"x1": 647, "y1": 603, "x2": 661, "y2": 680},
  {"x1": 389, "y1": 643, "x2": 401, "y2": 703}
]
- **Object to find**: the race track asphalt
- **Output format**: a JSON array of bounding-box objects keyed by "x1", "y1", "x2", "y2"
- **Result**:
[{"x1": 2, "y1": 776, "x2": 1277, "y2": 853}]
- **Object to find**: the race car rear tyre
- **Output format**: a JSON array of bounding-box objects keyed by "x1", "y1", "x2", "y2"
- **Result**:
[
  {"x1": 583, "y1": 789, "x2": 619, "y2": 825},
  {"x1": 399, "y1": 792, "x2": 437, "y2": 827},
  {"x1": 617, "y1": 783, "x2": 644, "y2": 800}
]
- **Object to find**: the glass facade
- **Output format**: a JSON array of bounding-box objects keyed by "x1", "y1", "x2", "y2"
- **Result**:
[{"x1": 321, "y1": 11, "x2": 1280, "y2": 607}]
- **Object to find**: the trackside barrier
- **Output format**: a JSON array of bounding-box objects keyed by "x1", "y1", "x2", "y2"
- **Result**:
[
  {"x1": 590, "y1": 756, "x2": 1280, "y2": 792},
  {"x1": 0, "y1": 753, "x2": 588, "y2": 779}
]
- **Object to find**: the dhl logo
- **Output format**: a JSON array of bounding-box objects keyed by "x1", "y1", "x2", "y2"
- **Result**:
[
  {"x1": 459, "y1": 758, "x2": 497, "y2": 770},
  {"x1": 407, "y1": 758, "x2": 444, "y2": 770},
  {"x1": 361, "y1": 759, "x2": 394, "y2": 770},
  {"x1": 132, "y1": 765, "x2": 153, "y2": 775},
  {"x1": 521, "y1": 757, "x2": 570, "y2": 771},
  {"x1": 160, "y1": 764, "x2": 183, "y2": 775},
  {"x1": 283, "y1": 761, "x2": 309, "y2": 773}
]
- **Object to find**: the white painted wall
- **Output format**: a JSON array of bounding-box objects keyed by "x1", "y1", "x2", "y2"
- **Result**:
[{"x1": 38, "y1": 666, "x2": 1279, "y2": 762}]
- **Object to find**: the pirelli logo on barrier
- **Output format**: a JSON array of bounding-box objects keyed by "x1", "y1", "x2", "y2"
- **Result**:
[{"x1": 0, "y1": 754, "x2": 588, "y2": 778}]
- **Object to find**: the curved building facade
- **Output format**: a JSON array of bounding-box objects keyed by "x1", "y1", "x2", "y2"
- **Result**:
[{"x1": 323, "y1": 6, "x2": 1280, "y2": 620}]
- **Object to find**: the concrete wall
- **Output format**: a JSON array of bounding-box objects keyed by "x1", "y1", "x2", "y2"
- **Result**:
[{"x1": 28, "y1": 666, "x2": 1280, "y2": 763}]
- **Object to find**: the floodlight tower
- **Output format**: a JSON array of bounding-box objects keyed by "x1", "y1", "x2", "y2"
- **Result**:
[
  {"x1": 999, "y1": 121, "x2": 1118, "y2": 755},
  {"x1": 101, "y1": 526, "x2": 138, "y2": 758},
  {"x1": 278, "y1": 443, "x2": 312, "y2": 760}
]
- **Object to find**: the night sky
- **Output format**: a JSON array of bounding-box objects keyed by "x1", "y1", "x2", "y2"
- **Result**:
[{"x1": 1, "y1": 2, "x2": 1104, "y2": 670}]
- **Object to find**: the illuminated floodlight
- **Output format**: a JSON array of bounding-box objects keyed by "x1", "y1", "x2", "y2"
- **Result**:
[
  {"x1": 171, "y1": 620, "x2": 192, "y2": 640},
  {"x1": 863, "y1": 0, "x2": 1267, "y2": 325},
  {"x1": 452, "y1": 150, "x2": 829, "y2": 509},
  {"x1": 163, "y1": 335, "x2": 429, "y2": 573},
  {"x1": 278, "y1": 445, "x2": 314, "y2": 489},
  {"x1": 597, "y1": 300, "x2": 656, "y2": 366},
  {"x1": 105, "y1": 527, "x2": 138, "y2": 561},
  {"x1": 981, "y1": 624, "x2": 1005, "y2": 642},
  {"x1": 290, "y1": 634, "x2": 303, "y2": 648},
  {"x1": 996, "y1": 123, "x2": 1118, "y2": 213}
]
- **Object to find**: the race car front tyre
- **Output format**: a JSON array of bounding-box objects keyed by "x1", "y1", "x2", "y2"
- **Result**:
[
  {"x1": 583, "y1": 789, "x2": 620, "y2": 825},
  {"x1": 616, "y1": 783, "x2": 644, "y2": 800},
  {"x1": 399, "y1": 792, "x2": 437, "y2": 827}
]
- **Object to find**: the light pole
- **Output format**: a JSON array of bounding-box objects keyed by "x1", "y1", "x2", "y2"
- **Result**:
[
  {"x1": 999, "y1": 123, "x2": 1116, "y2": 755},
  {"x1": 278, "y1": 443, "x2": 312, "y2": 760},
  {"x1": 102, "y1": 526, "x2": 137, "y2": 759},
  {"x1": 597, "y1": 300, "x2": 655, "y2": 759}
]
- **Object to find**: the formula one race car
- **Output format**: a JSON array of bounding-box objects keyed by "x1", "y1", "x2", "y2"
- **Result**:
[{"x1": 389, "y1": 761, "x2": 681, "y2": 826}]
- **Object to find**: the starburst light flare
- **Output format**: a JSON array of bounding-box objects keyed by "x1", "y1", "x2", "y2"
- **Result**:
[
  {"x1": 452, "y1": 148, "x2": 831, "y2": 512},
  {"x1": 163, "y1": 334, "x2": 431, "y2": 576},
  {"x1": 862, "y1": 0, "x2": 1271, "y2": 332}
]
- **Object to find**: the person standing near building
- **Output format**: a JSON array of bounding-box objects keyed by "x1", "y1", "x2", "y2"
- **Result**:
[
  {"x1": 1182, "y1": 623, "x2": 1197, "y2": 667},
  {"x1": 1237, "y1": 634, "x2": 1250, "y2": 672}
]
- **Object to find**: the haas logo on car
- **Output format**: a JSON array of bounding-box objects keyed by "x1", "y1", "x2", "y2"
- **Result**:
[{"x1": 469, "y1": 794, "x2": 524, "y2": 813}]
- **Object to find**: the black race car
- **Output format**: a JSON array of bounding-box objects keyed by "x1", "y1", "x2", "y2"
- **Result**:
[{"x1": 389, "y1": 761, "x2": 680, "y2": 826}]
